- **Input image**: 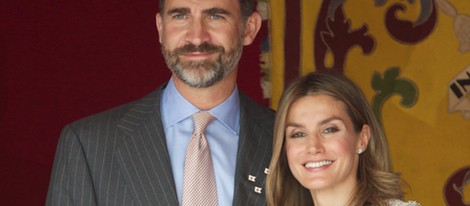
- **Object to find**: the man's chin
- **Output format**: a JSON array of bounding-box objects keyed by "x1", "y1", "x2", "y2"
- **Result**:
[
  {"x1": 182, "y1": 58, "x2": 215, "y2": 65},
  {"x1": 180, "y1": 61, "x2": 217, "y2": 71},
  {"x1": 181, "y1": 77, "x2": 216, "y2": 88}
]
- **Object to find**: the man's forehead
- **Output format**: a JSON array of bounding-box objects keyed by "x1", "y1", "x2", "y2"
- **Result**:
[{"x1": 162, "y1": 0, "x2": 240, "y2": 12}]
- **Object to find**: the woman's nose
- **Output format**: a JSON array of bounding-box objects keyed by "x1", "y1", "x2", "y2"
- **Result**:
[{"x1": 307, "y1": 136, "x2": 323, "y2": 154}]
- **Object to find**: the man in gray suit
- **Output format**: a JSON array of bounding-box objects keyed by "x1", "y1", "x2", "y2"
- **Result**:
[{"x1": 46, "y1": 0, "x2": 274, "y2": 205}]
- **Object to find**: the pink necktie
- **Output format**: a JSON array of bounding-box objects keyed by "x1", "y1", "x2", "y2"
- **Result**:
[{"x1": 182, "y1": 111, "x2": 218, "y2": 206}]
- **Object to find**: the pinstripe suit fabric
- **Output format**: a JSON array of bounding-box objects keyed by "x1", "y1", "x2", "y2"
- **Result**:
[{"x1": 46, "y1": 87, "x2": 275, "y2": 206}]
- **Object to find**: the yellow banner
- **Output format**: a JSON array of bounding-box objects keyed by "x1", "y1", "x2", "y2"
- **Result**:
[{"x1": 267, "y1": 0, "x2": 470, "y2": 205}]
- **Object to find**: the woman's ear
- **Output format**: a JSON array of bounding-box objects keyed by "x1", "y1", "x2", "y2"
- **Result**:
[
  {"x1": 242, "y1": 12, "x2": 262, "y2": 45},
  {"x1": 357, "y1": 124, "x2": 371, "y2": 153}
]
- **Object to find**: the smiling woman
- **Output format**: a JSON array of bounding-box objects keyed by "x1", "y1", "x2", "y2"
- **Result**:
[
  {"x1": 284, "y1": 94, "x2": 370, "y2": 195},
  {"x1": 266, "y1": 72, "x2": 420, "y2": 206}
]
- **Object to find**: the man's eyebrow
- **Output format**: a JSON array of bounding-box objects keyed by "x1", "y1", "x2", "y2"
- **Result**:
[
  {"x1": 166, "y1": 7, "x2": 190, "y2": 15},
  {"x1": 203, "y1": 8, "x2": 231, "y2": 16}
]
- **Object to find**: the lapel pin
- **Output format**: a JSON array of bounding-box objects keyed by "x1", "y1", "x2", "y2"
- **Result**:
[
  {"x1": 248, "y1": 175, "x2": 256, "y2": 182},
  {"x1": 264, "y1": 168, "x2": 269, "y2": 175},
  {"x1": 254, "y1": 186, "x2": 262, "y2": 194}
]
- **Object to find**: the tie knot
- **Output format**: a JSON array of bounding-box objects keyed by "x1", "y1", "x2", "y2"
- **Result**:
[{"x1": 192, "y1": 111, "x2": 214, "y2": 134}]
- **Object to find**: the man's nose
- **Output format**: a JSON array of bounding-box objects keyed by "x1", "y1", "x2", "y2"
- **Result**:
[{"x1": 185, "y1": 19, "x2": 210, "y2": 45}]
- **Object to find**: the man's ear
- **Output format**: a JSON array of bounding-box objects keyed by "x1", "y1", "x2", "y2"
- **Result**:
[
  {"x1": 357, "y1": 124, "x2": 371, "y2": 152},
  {"x1": 156, "y1": 13, "x2": 163, "y2": 43},
  {"x1": 242, "y1": 12, "x2": 262, "y2": 46}
]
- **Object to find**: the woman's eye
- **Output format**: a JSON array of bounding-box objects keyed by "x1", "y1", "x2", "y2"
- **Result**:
[
  {"x1": 323, "y1": 127, "x2": 339, "y2": 134},
  {"x1": 290, "y1": 132, "x2": 306, "y2": 138}
]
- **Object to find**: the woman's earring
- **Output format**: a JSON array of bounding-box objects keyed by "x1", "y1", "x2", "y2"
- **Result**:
[{"x1": 357, "y1": 148, "x2": 363, "y2": 154}]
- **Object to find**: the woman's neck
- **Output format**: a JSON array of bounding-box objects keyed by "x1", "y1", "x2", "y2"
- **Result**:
[{"x1": 310, "y1": 182, "x2": 356, "y2": 206}]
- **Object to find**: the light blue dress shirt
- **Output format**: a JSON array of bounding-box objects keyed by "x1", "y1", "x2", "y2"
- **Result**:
[{"x1": 161, "y1": 78, "x2": 240, "y2": 206}]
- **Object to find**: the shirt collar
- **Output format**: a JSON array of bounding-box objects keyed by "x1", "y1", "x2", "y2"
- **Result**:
[{"x1": 161, "y1": 77, "x2": 240, "y2": 134}]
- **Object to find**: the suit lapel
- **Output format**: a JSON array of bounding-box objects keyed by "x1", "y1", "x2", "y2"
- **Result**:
[
  {"x1": 233, "y1": 94, "x2": 274, "y2": 206},
  {"x1": 115, "y1": 88, "x2": 179, "y2": 206}
]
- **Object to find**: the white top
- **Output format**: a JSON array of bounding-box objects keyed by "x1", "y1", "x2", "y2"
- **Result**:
[{"x1": 387, "y1": 199, "x2": 421, "y2": 206}]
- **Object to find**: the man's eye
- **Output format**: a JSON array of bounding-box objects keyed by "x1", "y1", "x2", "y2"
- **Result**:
[
  {"x1": 173, "y1": 14, "x2": 186, "y2": 19},
  {"x1": 209, "y1": 15, "x2": 223, "y2": 20},
  {"x1": 290, "y1": 132, "x2": 306, "y2": 138}
]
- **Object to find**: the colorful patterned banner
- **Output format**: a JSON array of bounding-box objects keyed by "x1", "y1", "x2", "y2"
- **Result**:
[{"x1": 265, "y1": 0, "x2": 470, "y2": 205}]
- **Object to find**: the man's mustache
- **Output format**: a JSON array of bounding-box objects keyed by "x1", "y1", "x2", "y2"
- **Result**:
[{"x1": 173, "y1": 42, "x2": 225, "y2": 55}]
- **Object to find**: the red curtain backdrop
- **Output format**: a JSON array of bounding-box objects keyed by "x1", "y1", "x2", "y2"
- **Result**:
[{"x1": 0, "y1": 0, "x2": 267, "y2": 205}]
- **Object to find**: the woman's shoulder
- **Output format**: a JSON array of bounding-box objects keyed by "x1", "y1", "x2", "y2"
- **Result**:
[{"x1": 386, "y1": 199, "x2": 421, "y2": 206}]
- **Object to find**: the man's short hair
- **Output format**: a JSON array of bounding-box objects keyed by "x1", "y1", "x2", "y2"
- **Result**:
[{"x1": 159, "y1": 0, "x2": 256, "y2": 20}]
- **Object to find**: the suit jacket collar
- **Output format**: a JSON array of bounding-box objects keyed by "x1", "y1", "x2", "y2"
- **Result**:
[
  {"x1": 113, "y1": 86, "x2": 273, "y2": 206},
  {"x1": 232, "y1": 94, "x2": 274, "y2": 206},
  {"x1": 115, "y1": 85, "x2": 179, "y2": 205}
]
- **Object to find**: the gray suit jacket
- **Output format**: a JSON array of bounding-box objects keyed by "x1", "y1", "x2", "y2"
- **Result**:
[{"x1": 46, "y1": 86, "x2": 275, "y2": 206}]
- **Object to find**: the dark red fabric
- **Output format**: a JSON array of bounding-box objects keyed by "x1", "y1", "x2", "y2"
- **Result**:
[{"x1": 0, "y1": 1, "x2": 267, "y2": 205}]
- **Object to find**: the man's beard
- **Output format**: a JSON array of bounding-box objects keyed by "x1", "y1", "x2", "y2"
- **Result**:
[{"x1": 161, "y1": 39, "x2": 243, "y2": 88}]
